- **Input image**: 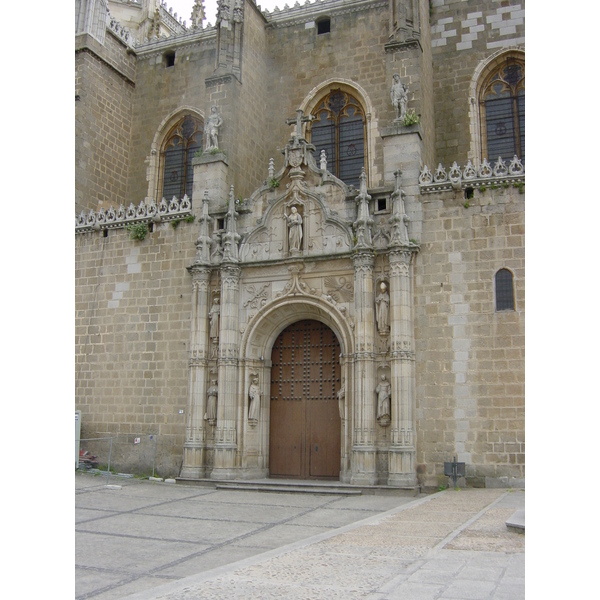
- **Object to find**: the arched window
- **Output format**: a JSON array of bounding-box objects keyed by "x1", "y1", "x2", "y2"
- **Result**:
[
  {"x1": 479, "y1": 54, "x2": 524, "y2": 164},
  {"x1": 158, "y1": 114, "x2": 203, "y2": 200},
  {"x1": 308, "y1": 90, "x2": 366, "y2": 187},
  {"x1": 495, "y1": 268, "x2": 515, "y2": 311}
]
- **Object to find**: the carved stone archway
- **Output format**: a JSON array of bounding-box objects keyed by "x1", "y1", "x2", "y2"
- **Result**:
[{"x1": 237, "y1": 294, "x2": 355, "y2": 481}]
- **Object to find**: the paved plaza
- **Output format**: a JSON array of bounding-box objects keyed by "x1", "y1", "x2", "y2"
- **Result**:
[{"x1": 75, "y1": 472, "x2": 524, "y2": 600}]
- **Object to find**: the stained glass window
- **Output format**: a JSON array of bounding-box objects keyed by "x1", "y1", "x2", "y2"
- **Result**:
[
  {"x1": 159, "y1": 115, "x2": 203, "y2": 200},
  {"x1": 480, "y1": 57, "x2": 524, "y2": 164},
  {"x1": 309, "y1": 90, "x2": 366, "y2": 187}
]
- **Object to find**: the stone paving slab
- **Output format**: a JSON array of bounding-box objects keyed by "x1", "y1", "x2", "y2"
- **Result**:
[
  {"x1": 118, "y1": 488, "x2": 524, "y2": 600},
  {"x1": 75, "y1": 472, "x2": 418, "y2": 599}
]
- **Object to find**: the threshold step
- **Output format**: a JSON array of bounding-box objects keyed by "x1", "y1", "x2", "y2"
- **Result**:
[{"x1": 215, "y1": 483, "x2": 362, "y2": 495}]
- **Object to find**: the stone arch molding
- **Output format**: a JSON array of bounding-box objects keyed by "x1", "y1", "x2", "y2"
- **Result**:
[
  {"x1": 240, "y1": 294, "x2": 354, "y2": 363},
  {"x1": 299, "y1": 79, "x2": 381, "y2": 188},
  {"x1": 467, "y1": 47, "x2": 525, "y2": 165},
  {"x1": 145, "y1": 106, "x2": 205, "y2": 201}
]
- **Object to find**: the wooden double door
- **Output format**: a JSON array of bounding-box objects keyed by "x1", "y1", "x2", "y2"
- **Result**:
[{"x1": 269, "y1": 320, "x2": 341, "y2": 479}]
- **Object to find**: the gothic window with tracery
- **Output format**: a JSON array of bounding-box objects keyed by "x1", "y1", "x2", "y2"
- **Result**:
[
  {"x1": 308, "y1": 90, "x2": 366, "y2": 187},
  {"x1": 479, "y1": 56, "x2": 524, "y2": 164},
  {"x1": 495, "y1": 268, "x2": 515, "y2": 311},
  {"x1": 159, "y1": 114, "x2": 203, "y2": 200}
]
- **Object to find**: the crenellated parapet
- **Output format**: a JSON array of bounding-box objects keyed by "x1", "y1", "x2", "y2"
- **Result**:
[
  {"x1": 75, "y1": 195, "x2": 192, "y2": 234},
  {"x1": 418, "y1": 156, "x2": 524, "y2": 194}
]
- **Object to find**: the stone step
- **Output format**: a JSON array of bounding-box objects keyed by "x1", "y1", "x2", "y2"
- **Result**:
[
  {"x1": 175, "y1": 477, "x2": 418, "y2": 496},
  {"x1": 505, "y1": 509, "x2": 525, "y2": 533},
  {"x1": 215, "y1": 483, "x2": 362, "y2": 495}
]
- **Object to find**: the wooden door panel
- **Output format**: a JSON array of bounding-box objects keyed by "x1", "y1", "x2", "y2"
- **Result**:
[{"x1": 270, "y1": 320, "x2": 341, "y2": 480}]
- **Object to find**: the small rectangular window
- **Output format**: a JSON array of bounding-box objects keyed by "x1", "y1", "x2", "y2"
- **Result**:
[
  {"x1": 317, "y1": 18, "x2": 331, "y2": 34},
  {"x1": 377, "y1": 198, "x2": 387, "y2": 212},
  {"x1": 495, "y1": 269, "x2": 515, "y2": 311},
  {"x1": 164, "y1": 51, "x2": 175, "y2": 68}
]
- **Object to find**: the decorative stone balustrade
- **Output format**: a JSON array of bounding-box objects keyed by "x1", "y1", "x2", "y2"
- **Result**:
[
  {"x1": 418, "y1": 156, "x2": 524, "y2": 193},
  {"x1": 75, "y1": 195, "x2": 192, "y2": 234}
]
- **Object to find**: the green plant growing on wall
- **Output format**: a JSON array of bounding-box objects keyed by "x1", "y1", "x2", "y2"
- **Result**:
[
  {"x1": 402, "y1": 109, "x2": 421, "y2": 127},
  {"x1": 171, "y1": 215, "x2": 195, "y2": 229},
  {"x1": 126, "y1": 222, "x2": 149, "y2": 241},
  {"x1": 479, "y1": 185, "x2": 487, "y2": 194},
  {"x1": 194, "y1": 149, "x2": 203, "y2": 158},
  {"x1": 268, "y1": 177, "x2": 280, "y2": 189},
  {"x1": 513, "y1": 181, "x2": 525, "y2": 194},
  {"x1": 464, "y1": 201, "x2": 470, "y2": 209},
  {"x1": 490, "y1": 183, "x2": 499, "y2": 191}
]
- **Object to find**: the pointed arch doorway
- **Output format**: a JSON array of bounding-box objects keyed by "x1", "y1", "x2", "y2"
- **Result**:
[{"x1": 269, "y1": 320, "x2": 341, "y2": 479}]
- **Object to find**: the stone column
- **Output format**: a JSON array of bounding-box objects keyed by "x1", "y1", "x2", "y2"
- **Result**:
[
  {"x1": 181, "y1": 194, "x2": 213, "y2": 479},
  {"x1": 351, "y1": 250, "x2": 377, "y2": 485},
  {"x1": 211, "y1": 263, "x2": 241, "y2": 479},
  {"x1": 387, "y1": 248, "x2": 416, "y2": 486},
  {"x1": 180, "y1": 266, "x2": 211, "y2": 478},
  {"x1": 211, "y1": 193, "x2": 241, "y2": 479}
]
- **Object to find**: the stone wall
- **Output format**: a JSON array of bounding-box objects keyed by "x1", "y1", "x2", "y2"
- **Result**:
[
  {"x1": 264, "y1": 3, "x2": 391, "y2": 187},
  {"x1": 75, "y1": 29, "x2": 137, "y2": 214},
  {"x1": 75, "y1": 223, "x2": 199, "y2": 477},
  {"x1": 128, "y1": 33, "x2": 217, "y2": 205},
  {"x1": 430, "y1": 0, "x2": 525, "y2": 166},
  {"x1": 414, "y1": 185, "x2": 525, "y2": 488}
]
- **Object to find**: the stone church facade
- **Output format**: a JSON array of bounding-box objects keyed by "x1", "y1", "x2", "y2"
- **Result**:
[{"x1": 75, "y1": 0, "x2": 525, "y2": 489}]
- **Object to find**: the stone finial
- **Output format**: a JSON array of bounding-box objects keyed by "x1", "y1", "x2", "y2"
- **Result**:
[
  {"x1": 268, "y1": 157, "x2": 275, "y2": 179},
  {"x1": 222, "y1": 185, "x2": 240, "y2": 262},
  {"x1": 191, "y1": 0, "x2": 206, "y2": 28},
  {"x1": 353, "y1": 168, "x2": 374, "y2": 249}
]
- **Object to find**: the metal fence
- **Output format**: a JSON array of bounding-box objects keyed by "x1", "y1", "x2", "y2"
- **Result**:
[{"x1": 77, "y1": 434, "x2": 160, "y2": 484}]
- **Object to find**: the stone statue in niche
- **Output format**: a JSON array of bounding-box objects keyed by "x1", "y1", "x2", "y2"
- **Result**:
[
  {"x1": 337, "y1": 380, "x2": 346, "y2": 421},
  {"x1": 391, "y1": 74, "x2": 408, "y2": 121},
  {"x1": 209, "y1": 297, "x2": 220, "y2": 341},
  {"x1": 376, "y1": 282, "x2": 390, "y2": 334},
  {"x1": 204, "y1": 379, "x2": 218, "y2": 426},
  {"x1": 204, "y1": 106, "x2": 223, "y2": 151},
  {"x1": 376, "y1": 374, "x2": 391, "y2": 424},
  {"x1": 285, "y1": 206, "x2": 303, "y2": 253},
  {"x1": 248, "y1": 376, "x2": 260, "y2": 426}
]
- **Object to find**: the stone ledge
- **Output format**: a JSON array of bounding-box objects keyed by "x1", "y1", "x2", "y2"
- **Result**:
[{"x1": 381, "y1": 123, "x2": 423, "y2": 139}]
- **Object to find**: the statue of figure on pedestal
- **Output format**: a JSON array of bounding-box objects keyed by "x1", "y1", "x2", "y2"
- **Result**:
[
  {"x1": 204, "y1": 106, "x2": 223, "y2": 151},
  {"x1": 285, "y1": 206, "x2": 303, "y2": 252},
  {"x1": 391, "y1": 74, "x2": 408, "y2": 121},
  {"x1": 376, "y1": 282, "x2": 390, "y2": 334},
  {"x1": 248, "y1": 376, "x2": 260, "y2": 425},
  {"x1": 209, "y1": 297, "x2": 220, "y2": 341},
  {"x1": 376, "y1": 374, "x2": 391, "y2": 422},
  {"x1": 204, "y1": 379, "x2": 218, "y2": 426}
]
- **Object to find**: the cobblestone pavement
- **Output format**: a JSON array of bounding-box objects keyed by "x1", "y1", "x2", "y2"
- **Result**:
[{"x1": 76, "y1": 473, "x2": 524, "y2": 600}]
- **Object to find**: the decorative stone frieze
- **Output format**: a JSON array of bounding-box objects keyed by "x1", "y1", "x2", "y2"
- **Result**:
[
  {"x1": 419, "y1": 156, "x2": 524, "y2": 193},
  {"x1": 75, "y1": 195, "x2": 192, "y2": 234}
]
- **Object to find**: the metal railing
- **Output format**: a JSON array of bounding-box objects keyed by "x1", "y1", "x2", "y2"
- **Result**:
[{"x1": 77, "y1": 434, "x2": 159, "y2": 484}]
